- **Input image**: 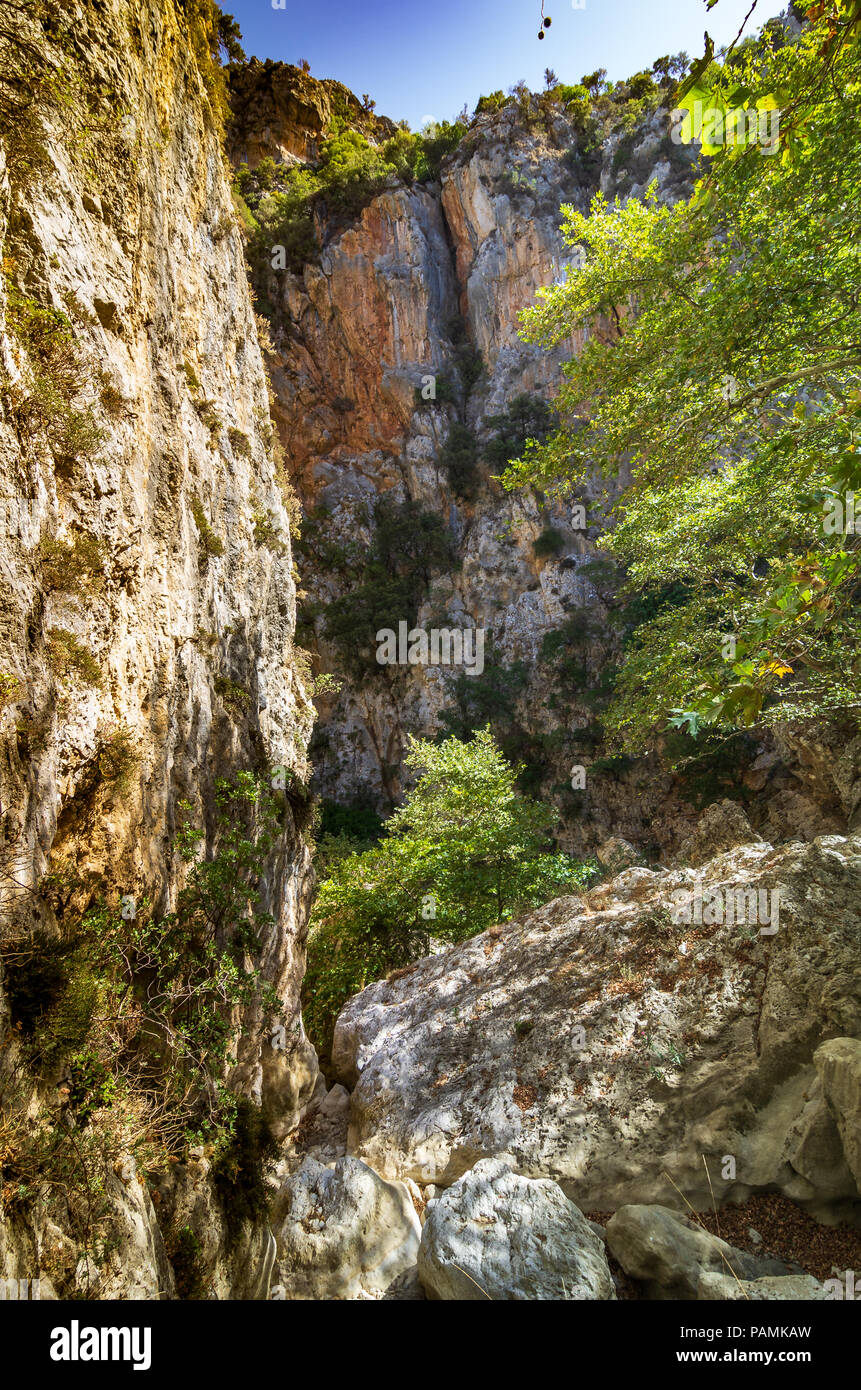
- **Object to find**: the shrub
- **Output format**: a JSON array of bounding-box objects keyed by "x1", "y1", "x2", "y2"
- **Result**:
[
  {"x1": 97, "y1": 725, "x2": 138, "y2": 792},
  {"x1": 14, "y1": 710, "x2": 52, "y2": 755},
  {"x1": 624, "y1": 70, "x2": 658, "y2": 100},
  {"x1": 562, "y1": 136, "x2": 604, "y2": 185},
  {"x1": 194, "y1": 399, "x2": 223, "y2": 441},
  {"x1": 178, "y1": 0, "x2": 241, "y2": 130},
  {"x1": 99, "y1": 376, "x2": 125, "y2": 417},
  {"x1": 382, "y1": 128, "x2": 424, "y2": 183},
  {"x1": 554, "y1": 83, "x2": 590, "y2": 107},
  {"x1": 214, "y1": 677, "x2": 250, "y2": 713},
  {"x1": 5, "y1": 292, "x2": 82, "y2": 388},
  {"x1": 304, "y1": 731, "x2": 596, "y2": 1059},
  {"x1": 317, "y1": 799, "x2": 383, "y2": 847},
  {"x1": 269, "y1": 437, "x2": 303, "y2": 536},
  {"x1": 165, "y1": 1225, "x2": 208, "y2": 1300},
  {"x1": 483, "y1": 393, "x2": 556, "y2": 469},
  {"x1": 52, "y1": 403, "x2": 104, "y2": 468},
  {"x1": 498, "y1": 168, "x2": 538, "y2": 201},
  {"x1": 46, "y1": 628, "x2": 102, "y2": 686},
  {"x1": 414, "y1": 375, "x2": 457, "y2": 408},
  {"x1": 309, "y1": 671, "x2": 342, "y2": 697},
  {"x1": 318, "y1": 129, "x2": 392, "y2": 212},
  {"x1": 5, "y1": 288, "x2": 103, "y2": 469},
  {"x1": 533, "y1": 526, "x2": 566, "y2": 558},
  {"x1": 211, "y1": 1097, "x2": 279, "y2": 1246},
  {"x1": 0, "y1": 674, "x2": 21, "y2": 711},
  {"x1": 0, "y1": 769, "x2": 287, "y2": 1277},
  {"x1": 227, "y1": 427, "x2": 250, "y2": 457},
  {"x1": 0, "y1": 931, "x2": 98, "y2": 1074},
  {"x1": 445, "y1": 315, "x2": 485, "y2": 391},
  {"x1": 39, "y1": 532, "x2": 106, "y2": 594},
  {"x1": 439, "y1": 422, "x2": 481, "y2": 500},
  {"x1": 251, "y1": 509, "x2": 285, "y2": 550},
  {"x1": 182, "y1": 361, "x2": 202, "y2": 393},
  {"x1": 319, "y1": 496, "x2": 455, "y2": 679},
  {"x1": 475, "y1": 91, "x2": 509, "y2": 115},
  {"x1": 1, "y1": 932, "x2": 77, "y2": 1039},
  {"x1": 439, "y1": 643, "x2": 531, "y2": 740},
  {"x1": 415, "y1": 119, "x2": 467, "y2": 180},
  {"x1": 190, "y1": 497, "x2": 225, "y2": 558},
  {"x1": 0, "y1": 14, "x2": 56, "y2": 183}
]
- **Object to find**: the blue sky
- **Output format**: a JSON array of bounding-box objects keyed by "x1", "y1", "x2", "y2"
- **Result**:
[{"x1": 225, "y1": 0, "x2": 788, "y2": 130}]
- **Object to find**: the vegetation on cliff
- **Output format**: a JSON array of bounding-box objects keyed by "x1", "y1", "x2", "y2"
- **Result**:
[
  {"x1": 505, "y1": 8, "x2": 861, "y2": 752},
  {"x1": 295, "y1": 495, "x2": 456, "y2": 682},
  {"x1": 233, "y1": 117, "x2": 467, "y2": 280},
  {"x1": 0, "y1": 773, "x2": 290, "y2": 1290}
]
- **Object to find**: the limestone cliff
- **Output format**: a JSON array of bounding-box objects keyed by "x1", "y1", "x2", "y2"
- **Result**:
[
  {"x1": 234, "y1": 68, "x2": 853, "y2": 859},
  {"x1": 0, "y1": 0, "x2": 316, "y2": 1298}
]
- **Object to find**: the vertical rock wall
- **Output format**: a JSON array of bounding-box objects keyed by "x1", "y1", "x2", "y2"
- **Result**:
[{"x1": 0, "y1": 0, "x2": 318, "y2": 1295}]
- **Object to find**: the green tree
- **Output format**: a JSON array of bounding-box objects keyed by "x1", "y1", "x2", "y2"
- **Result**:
[
  {"x1": 439, "y1": 421, "x2": 481, "y2": 499},
  {"x1": 505, "y1": 13, "x2": 861, "y2": 751},
  {"x1": 303, "y1": 731, "x2": 594, "y2": 1057},
  {"x1": 319, "y1": 495, "x2": 455, "y2": 680},
  {"x1": 483, "y1": 392, "x2": 556, "y2": 468}
]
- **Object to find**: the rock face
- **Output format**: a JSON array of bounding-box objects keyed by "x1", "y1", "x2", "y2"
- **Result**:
[
  {"x1": 0, "y1": 0, "x2": 316, "y2": 1297},
  {"x1": 270, "y1": 1155, "x2": 421, "y2": 1300},
  {"x1": 228, "y1": 60, "x2": 397, "y2": 169},
  {"x1": 229, "y1": 74, "x2": 853, "y2": 859},
  {"x1": 418, "y1": 1158, "x2": 615, "y2": 1301},
  {"x1": 676, "y1": 799, "x2": 764, "y2": 868},
  {"x1": 333, "y1": 831, "x2": 861, "y2": 1217},
  {"x1": 243, "y1": 83, "x2": 711, "y2": 854},
  {"x1": 815, "y1": 1038, "x2": 861, "y2": 1190},
  {"x1": 266, "y1": 183, "x2": 457, "y2": 493}
]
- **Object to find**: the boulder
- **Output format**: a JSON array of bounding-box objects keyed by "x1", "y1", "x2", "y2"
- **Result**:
[
  {"x1": 333, "y1": 835, "x2": 861, "y2": 1214},
  {"x1": 815, "y1": 1037, "x2": 861, "y2": 1191},
  {"x1": 783, "y1": 1074, "x2": 858, "y2": 1201},
  {"x1": 596, "y1": 837, "x2": 645, "y2": 874},
  {"x1": 605, "y1": 1204, "x2": 796, "y2": 1299},
  {"x1": 417, "y1": 1158, "x2": 615, "y2": 1301},
  {"x1": 271, "y1": 1156, "x2": 421, "y2": 1300},
  {"x1": 277, "y1": 1082, "x2": 351, "y2": 1176},
  {"x1": 676, "y1": 799, "x2": 763, "y2": 868},
  {"x1": 697, "y1": 1271, "x2": 829, "y2": 1300}
]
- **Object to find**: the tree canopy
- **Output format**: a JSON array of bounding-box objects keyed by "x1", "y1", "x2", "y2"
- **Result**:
[
  {"x1": 303, "y1": 730, "x2": 595, "y2": 1058},
  {"x1": 504, "y1": 7, "x2": 861, "y2": 751}
]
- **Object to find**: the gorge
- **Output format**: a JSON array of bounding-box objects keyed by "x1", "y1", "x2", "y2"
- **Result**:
[{"x1": 0, "y1": 0, "x2": 859, "y2": 1311}]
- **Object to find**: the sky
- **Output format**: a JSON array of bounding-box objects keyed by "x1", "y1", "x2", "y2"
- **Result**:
[{"x1": 225, "y1": 0, "x2": 789, "y2": 130}]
